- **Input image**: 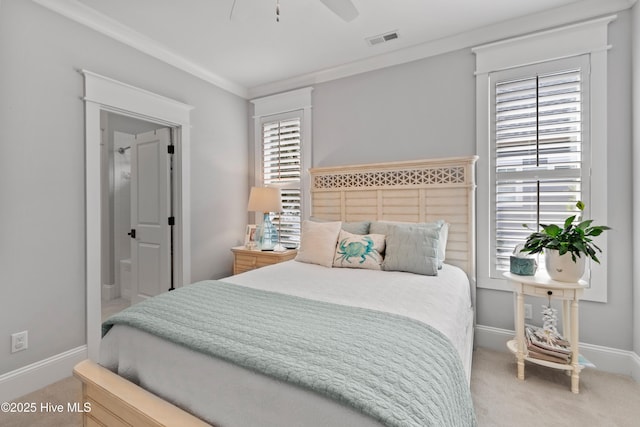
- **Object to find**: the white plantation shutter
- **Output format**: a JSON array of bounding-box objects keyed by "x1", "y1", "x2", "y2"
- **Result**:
[
  {"x1": 475, "y1": 21, "x2": 610, "y2": 300},
  {"x1": 261, "y1": 114, "x2": 302, "y2": 246},
  {"x1": 490, "y1": 57, "x2": 590, "y2": 276}
]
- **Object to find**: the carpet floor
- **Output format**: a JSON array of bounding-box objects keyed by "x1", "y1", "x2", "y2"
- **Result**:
[{"x1": 1, "y1": 347, "x2": 639, "y2": 426}]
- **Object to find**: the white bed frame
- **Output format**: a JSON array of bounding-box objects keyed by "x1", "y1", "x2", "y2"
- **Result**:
[{"x1": 74, "y1": 156, "x2": 478, "y2": 427}]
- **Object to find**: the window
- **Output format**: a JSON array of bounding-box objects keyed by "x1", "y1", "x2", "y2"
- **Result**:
[
  {"x1": 491, "y1": 58, "x2": 589, "y2": 276},
  {"x1": 261, "y1": 114, "x2": 302, "y2": 246},
  {"x1": 251, "y1": 87, "x2": 313, "y2": 247},
  {"x1": 474, "y1": 16, "x2": 613, "y2": 301}
]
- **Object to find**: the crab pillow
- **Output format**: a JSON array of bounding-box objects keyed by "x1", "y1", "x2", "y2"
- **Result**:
[{"x1": 332, "y1": 230, "x2": 385, "y2": 270}]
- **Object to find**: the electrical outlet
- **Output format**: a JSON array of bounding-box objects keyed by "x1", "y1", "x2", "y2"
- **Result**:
[
  {"x1": 524, "y1": 304, "x2": 533, "y2": 320},
  {"x1": 11, "y1": 331, "x2": 28, "y2": 353}
]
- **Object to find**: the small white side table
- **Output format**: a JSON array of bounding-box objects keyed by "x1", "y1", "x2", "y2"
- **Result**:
[{"x1": 503, "y1": 271, "x2": 588, "y2": 393}]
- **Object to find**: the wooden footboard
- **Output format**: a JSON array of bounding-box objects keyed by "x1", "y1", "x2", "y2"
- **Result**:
[{"x1": 73, "y1": 360, "x2": 210, "y2": 427}]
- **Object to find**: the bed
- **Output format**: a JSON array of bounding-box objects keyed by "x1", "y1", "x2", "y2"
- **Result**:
[{"x1": 74, "y1": 156, "x2": 478, "y2": 427}]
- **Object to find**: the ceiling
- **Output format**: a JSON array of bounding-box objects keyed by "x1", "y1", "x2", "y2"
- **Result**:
[{"x1": 42, "y1": 0, "x2": 621, "y2": 97}]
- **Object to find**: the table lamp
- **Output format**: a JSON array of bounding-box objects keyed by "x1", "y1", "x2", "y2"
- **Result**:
[{"x1": 247, "y1": 187, "x2": 282, "y2": 251}]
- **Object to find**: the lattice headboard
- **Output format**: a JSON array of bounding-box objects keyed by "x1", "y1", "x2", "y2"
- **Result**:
[{"x1": 309, "y1": 156, "x2": 478, "y2": 288}]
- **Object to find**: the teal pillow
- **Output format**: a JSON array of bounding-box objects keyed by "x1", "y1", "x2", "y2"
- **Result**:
[
  {"x1": 382, "y1": 224, "x2": 440, "y2": 276},
  {"x1": 341, "y1": 221, "x2": 371, "y2": 235},
  {"x1": 370, "y1": 220, "x2": 447, "y2": 267},
  {"x1": 309, "y1": 217, "x2": 371, "y2": 235}
]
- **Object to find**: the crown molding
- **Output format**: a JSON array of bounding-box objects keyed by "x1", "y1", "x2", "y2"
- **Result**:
[
  {"x1": 32, "y1": 0, "x2": 248, "y2": 98},
  {"x1": 32, "y1": 0, "x2": 635, "y2": 100},
  {"x1": 247, "y1": 0, "x2": 636, "y2": 98}
]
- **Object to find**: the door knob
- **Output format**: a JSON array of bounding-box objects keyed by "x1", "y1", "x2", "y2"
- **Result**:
[{"x1": 128, "y1": 229, "x2": 136, "y2": 238}]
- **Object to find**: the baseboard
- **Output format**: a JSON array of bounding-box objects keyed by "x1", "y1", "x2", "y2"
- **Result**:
[
  {"x1": 629, "y1": 350, "x2": 640, "y2": 382},
  {"x1": 475, "y1": 324, "x2": 640, "y2": 379},
  {"x1": 474, "y1": 324, "x2": 514, "y2": 352},
  {"x1": 0, "y1": 345, "x2": 87, "y2": 403},
  {"x1": 101, "y1": 282, "x2": 120, "y2": 301}
]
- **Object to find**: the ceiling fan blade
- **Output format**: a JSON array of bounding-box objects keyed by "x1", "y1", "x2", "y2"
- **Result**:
[
  {"x1": 229, "y1": 0, "x2": 237, "y2": 20},
  {"x1": 319, "y1": 0, "x2": 359, "y2": 22}
]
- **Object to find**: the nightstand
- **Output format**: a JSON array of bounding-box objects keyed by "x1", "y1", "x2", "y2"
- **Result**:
[
  {"x1": 231, "y1": 246, "x2": 297, "y2": 275},
  {"x1": 503, "y1": 271, "x2": 588, "y2": 393}
]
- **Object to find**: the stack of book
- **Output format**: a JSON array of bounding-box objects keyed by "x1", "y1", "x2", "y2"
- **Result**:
[{"x1": 524, "y1": 325, "x2": 572, "y2": 364}]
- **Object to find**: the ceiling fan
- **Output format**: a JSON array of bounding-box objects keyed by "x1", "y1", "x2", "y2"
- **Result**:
[
  {"x1": 230, "y1": 0, "x2": 359, "y2": 23},
  {"x1": 318, "y1": 0, "x2": 359, "y2": 22}
]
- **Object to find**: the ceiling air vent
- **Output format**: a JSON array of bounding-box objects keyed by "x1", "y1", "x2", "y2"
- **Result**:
[{"x1": 366, "y1": 30, "x2": 399, "y2": 47}]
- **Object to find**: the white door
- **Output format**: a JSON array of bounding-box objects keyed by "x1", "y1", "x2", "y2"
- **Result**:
[{"x1": 130, "y1": 128, "x2": 172, "y2": 304}]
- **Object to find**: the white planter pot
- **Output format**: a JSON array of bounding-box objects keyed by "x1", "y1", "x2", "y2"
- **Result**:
[{"x1": 544, "y1": 250, "x2": 586, "y2": 282}]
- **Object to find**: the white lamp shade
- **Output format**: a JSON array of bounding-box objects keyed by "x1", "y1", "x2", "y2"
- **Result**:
[{"x1": 247, "y1": 187, "x2": 282, "y2": 213}]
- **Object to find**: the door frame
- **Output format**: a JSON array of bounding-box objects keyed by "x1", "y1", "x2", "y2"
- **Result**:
[{"x1": 83, "y1": 70, "x2": 193, "y2": 361}]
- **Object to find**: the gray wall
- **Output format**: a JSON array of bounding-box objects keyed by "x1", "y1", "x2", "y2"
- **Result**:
[
  {"x1": 312, "y1": 12, "x2": 634, "y2": 350},
  {"x1": 0, "y1": 0, "x2": 248, "y2": 374},
  {"x1": 633, "y1": 1, "x2": 640, "y2": 357},
  {"x1": 313, "y1": 49, "x2": 475, "y2": 166}
]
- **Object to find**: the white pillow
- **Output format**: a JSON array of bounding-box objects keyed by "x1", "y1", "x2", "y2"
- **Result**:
[
  {"x1": 333, "y1": 230, "x2": 385, "y2": 270},
  {"x1": 295, "y1": 220, "x2": 342, "y2": 268}
]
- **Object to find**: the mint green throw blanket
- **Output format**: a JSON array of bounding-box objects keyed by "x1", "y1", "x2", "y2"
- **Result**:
[{"x1": 103, "y1": 281, "x2": 476, "y2": 427}]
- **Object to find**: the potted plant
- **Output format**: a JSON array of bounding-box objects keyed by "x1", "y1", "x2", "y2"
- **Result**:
[{"x1": 520, "y1": 201, "x2": 610, "y2": 282}]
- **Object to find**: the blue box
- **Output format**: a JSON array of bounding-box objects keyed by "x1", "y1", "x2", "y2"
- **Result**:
[{"x1": 510, "y1": 256, "x2": 537, "y2": 276}]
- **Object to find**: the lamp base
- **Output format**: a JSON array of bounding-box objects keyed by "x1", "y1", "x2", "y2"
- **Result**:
[
  {"x1": 272, "y1": 243, "x2": 287, "y2": 252},
  {"x1": 257, "y1": 212, "x2": 278, "y2": 251}
]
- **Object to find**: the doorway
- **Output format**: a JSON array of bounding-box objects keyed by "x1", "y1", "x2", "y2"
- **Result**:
[
  {"x1": 83, "y1": 70, "x2": 193, "y2": 361},
  {"x1": 100, "y1": 112, "x2": 174, "y2": 321}
]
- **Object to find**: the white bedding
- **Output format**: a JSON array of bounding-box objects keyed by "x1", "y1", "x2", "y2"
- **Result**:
[
  {"x1": 223, "y1": 260, "x2": 472, "y2": 361},
  {"x1": 100, "y1": 260, "x2": 473, "y2": 427}
]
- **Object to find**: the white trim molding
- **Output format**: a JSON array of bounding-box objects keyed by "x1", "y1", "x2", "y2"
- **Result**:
[
  {"x1": 82, "y1": 70, "x2": 193, "y2": 361},
  {"x1": 473, "y1": 16, "x2": 614, "y2": 302},
  {"x1": 251, "y1": 87, "x2": 313, "y2": 118},
  {"x1": 0, "y1": 346, "x2": 87, "y2": 403},
  {"x1": 251, "y1": 87, "x2": 313, "y2": 220},
  {"x1": 247, "y1": 0, "x2": 635, "y2": 98},
  {"x1": 475, "y1": 325, "x2": 640, "y2": 380},
  {"x1": 472, "y1": 15, "x2": 615, "y2": 74},
  {"x1": 32, "y1": 0, "x2": 247, "y2": 98},
  {"x1": 32, "y1": 0, "x2": 636, "y2": 100},
  {"x1": 82, "y1": 70, "x2": 193, "y2": 125}
]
